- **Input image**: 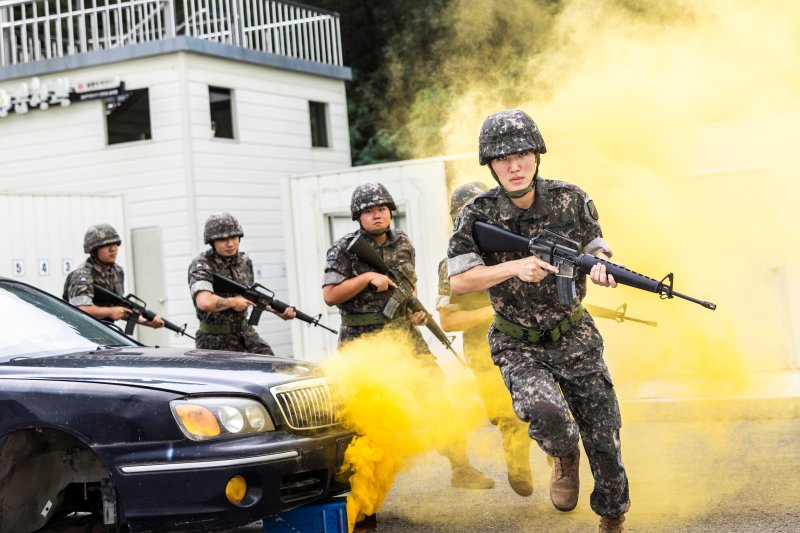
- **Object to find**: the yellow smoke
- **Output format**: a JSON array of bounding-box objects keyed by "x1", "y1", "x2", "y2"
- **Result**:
[
  {"x1": 322, "y1": 329, "x2": 486, "y2": 531},
  {"x1": 403, "y1": 0, "x2": 800, "y2": 390},
  {"x1": 369, "y1": 0, "x2": 800, "y2": 526}
]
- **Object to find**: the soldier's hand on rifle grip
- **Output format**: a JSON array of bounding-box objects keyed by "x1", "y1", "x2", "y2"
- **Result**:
[
  {"x1": 228, "y1": 295, "x2": 255, "y2": 312},
  {"x1": 109, "y1": 306, "x2": 132, "y2": 321},
  {"x1": 367, "y1": 272, "x2": 396, "y2": 292},
  {"x1": 515, "y1": 256, "x2": 558, "y2": 283},
  {"x1": 408, "y1": 309, "x2": 428, "y2": 326}
]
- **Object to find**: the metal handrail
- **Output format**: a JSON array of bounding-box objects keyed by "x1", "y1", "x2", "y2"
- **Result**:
[{"x1": 1, "y1": 0, "x2": 342, "y2": 68}]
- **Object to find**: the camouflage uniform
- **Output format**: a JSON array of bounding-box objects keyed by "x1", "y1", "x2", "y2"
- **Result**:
[
  {"x1": 323, "y1": 227, "x2": 433, "y2": 362},
  {"x1": 63, "y1": 224, "x2": 125, "y2": 310},
  {"x1": 188, "y1": 251, "x2": 273, "y2": 355},
  {"x1": 447, "y1": 181, "x2": 630, "y2": 517},
  {"x1": 63, "y1": 256, "x2": 124, "y2": 308}
]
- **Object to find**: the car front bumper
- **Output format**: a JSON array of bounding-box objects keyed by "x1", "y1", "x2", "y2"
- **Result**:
[{"x1": 99, "y1": 428, "x2": 353, "y2": 532}]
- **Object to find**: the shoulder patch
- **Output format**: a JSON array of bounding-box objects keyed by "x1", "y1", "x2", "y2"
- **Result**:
[
  {"x1": 586, "y1": 199, "x2": 599, "y2": 221},
  {"x1": 326, "y1": 248, "x2": 339, "y2": 261}
]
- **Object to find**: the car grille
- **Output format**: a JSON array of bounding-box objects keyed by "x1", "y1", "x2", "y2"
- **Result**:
[{"x1": 270, "y1": 378, "x2": 343, "y2": 430}]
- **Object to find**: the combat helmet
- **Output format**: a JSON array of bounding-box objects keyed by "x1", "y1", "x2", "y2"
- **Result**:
[
  {"x1": 478, "y1": 109, "x2": 547, "y2": 165},
  {"x1": 450, "y1": 181, "x2": 489, "y2": 222},
  {"x1": 83, "y1": 224, "x2": 121, "y2": 254},
  {"x1": 350, "y1": 182, "x2": 397, "y2": 220},
  {"x1": 204, "y1": 212, "x2": 244, "y2": 244}
]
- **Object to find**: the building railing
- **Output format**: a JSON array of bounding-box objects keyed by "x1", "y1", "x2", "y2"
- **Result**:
[{"x1": 0, "y1": 0, "x2": 343, "y2": 68}]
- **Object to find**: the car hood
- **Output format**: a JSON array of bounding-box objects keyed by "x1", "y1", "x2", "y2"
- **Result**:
[{"x1": 0, "y1": 347, "x2": 324, "y2": 396}]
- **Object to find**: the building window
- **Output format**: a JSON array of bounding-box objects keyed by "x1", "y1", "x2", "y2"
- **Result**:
[
  {"x1": 309, "y1": 101, "x2": 329, "y2": 148},
  {"x1": 209, "y1": 86, "x2": 234, "y2": 139},
  {"x1": 106, "y1": 88, "x2": 152, "y2": 145}
]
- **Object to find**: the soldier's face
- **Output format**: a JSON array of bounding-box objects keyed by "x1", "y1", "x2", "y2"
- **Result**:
[
  {"x1": 358, "y1": 205, "x2": 391, "y2": 231},
  {"x1": 95, "y1": 243, "x2": 119, "y2": 264},
  {"x1": 490, "y1": 151, "x2": 537, "y2": 192},
  {"x1": 213, "y1": 236, "x2": 241, "y2": 257}
]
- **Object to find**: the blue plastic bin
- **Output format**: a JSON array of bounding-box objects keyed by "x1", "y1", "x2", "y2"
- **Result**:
[{"x1": 263, "y1": 500, "x2": 347, "y2": 533}]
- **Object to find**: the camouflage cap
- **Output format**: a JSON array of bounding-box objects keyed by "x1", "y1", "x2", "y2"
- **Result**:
[
  {"x1": 450, "y1": 181, "x2": 489, "y2": 222},
  {"x1": 478, "y1": 109, "x2": 547, "y2": 165},
  {"x1": 204, "y1": 212, "x2": 244, "y2": 244},
  {"x1": 83, "y1": 224, "x2": 121, "y2": 254},
  {"x1": 350, "y1": 182, "x2": 397, "y2": 220}
]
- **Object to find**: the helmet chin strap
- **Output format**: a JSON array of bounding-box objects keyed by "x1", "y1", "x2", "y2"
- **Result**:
[{"x1": 367, "y1": 227, "x2": 390, "y2": 236}]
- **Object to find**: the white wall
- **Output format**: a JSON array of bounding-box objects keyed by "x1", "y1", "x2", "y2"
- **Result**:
[
  {"x1": 285, "y1": 158, "x2": 453, "y2": 363},
  {"x1": 0, "y1": 51, "x2": 351, "y2": 356},
  {"x1": 0, "y1": 194, "x2": 125, "y2": 298}
]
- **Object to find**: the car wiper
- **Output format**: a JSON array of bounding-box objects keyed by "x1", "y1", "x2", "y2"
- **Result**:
[{"x1": 93, "y1": 345, "x2": 127, "y2": 351}]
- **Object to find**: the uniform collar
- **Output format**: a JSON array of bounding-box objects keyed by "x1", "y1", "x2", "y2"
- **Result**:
[{"x1": 495, "y1": 179, "x2": 551, "y2": 221}]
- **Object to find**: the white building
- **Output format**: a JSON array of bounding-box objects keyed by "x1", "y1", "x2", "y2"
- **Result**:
[{"x1": 0, "y1": 0, "x2": 354, "y2": 354}]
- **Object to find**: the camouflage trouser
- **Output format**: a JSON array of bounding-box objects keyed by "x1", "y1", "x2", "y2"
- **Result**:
[
  {"x1": 194, "y1": 325, "x2": 274, "y2": 355},
  {"x1": 490, "y1": 327, "x2": 630, "y2": 518}
]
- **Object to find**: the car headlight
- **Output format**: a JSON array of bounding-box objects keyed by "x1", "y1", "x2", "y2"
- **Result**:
[{"x1": 170, "y1": 397, "x2": 275, "y2": 441}]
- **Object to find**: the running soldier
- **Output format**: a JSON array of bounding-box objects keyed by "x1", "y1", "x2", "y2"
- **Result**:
[
  {"x1": 447, "y1": 110, "x2": 630, "y2": 532},
  {"x1": 323, "y1": 182, "x2": 494, "y2": 490},
  {"x1": 437, "y1": 181, "x2": 534, "y2": 497},
  {"x1": 188, "y1": 212, "x2": 295, "y2": 353}
]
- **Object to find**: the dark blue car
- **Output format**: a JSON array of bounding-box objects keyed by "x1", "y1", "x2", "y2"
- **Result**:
[{"x1": 0, "y1": 278, "x2": 351, "y2": 532}]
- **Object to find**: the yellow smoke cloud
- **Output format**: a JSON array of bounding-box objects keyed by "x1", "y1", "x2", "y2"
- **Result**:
[
  {"x1": 322, "y1": 329, "x2": 486, "y2": 531},
  {"x1": 404, "y1": 0, "x2": 800, "y2": 391},
  {"x1": 369, "y1": 0, "x2": 800, "y2": 526}
]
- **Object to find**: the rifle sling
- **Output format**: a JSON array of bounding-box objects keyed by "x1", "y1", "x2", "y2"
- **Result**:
[
  {"x1": 340, "y1": 312, "x2": 389, "y2": 327},
  {"x1": 493, "y1": 306, "x2": 584, "y2": 344},
  {"x1": 198, "y1": 319, "x2": 248, "y2": 335}
]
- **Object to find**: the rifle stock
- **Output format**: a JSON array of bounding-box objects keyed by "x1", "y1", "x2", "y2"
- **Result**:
[
  {"x1": 211, "y1": 274, "x2": 336, "y2": 334},
  {"x1": 472, "y1": 220, "x2": 716, "y2": 310},
  {"x1": 92, "y1": 284, "x2": 194, "y2": 339},
  {"x1": 346, "y1": 234, "x2": 466, "y2": 366}
]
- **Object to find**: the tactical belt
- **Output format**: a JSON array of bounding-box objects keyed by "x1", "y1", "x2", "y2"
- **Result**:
[
  {"x1": 340, "y1": 312, "x2": 389, "y2": 327},
  {"x1": 493, "y1": 306, "x2": 585, "y2": 344},
  {"x1": 198, "y1": 319, "x2": 248, "y2": 335}
]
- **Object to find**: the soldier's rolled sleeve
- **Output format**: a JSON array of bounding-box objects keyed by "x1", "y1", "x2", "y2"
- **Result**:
[
  {"x1": 322, "y1": 271, "x2": 348, "y2": 286},
  {"x1": 322, "y1": 244, "x2": 351, "y2": 287},
  {"x1": 435, "y1": 294, "x2": 455, "y2": 311},
  {"x1": 583, "y1": 237, "x2": 613, "y2": 258},
  {"x1": 190, "y1": 280, "x2": 213, "y2": 297},
  {"x1": 448, "y1": 252, "x2": 485, "y2": 277},
  {"x1": 70, "y1": 295, "x2": 93, "y2": 307},
  {"x1": 68, "y1": 275, "x2": 94, "y2": 307},
  {"x1": 188, "y1": 260, "x2": 214, "y2": 298}
]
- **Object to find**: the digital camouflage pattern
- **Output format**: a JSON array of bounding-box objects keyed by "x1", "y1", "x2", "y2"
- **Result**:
[
  {"x1": 83, "y1": 224, "x2": 121, "y2": 254},
  {"x1": 188, "y1": 248, "x2": 273, "y2": 355},
  {"x1": 63, "y1": 255, "x2": 124, "y2": 307},
  {"x1": 349, "y1": 182, "x2": 397, "y2": 220},
  {"x1": 203, "y1": 212, "x2": 244, "y2": 245},
  {"x1": 447, "y1": 179, "x2": 630, "y2": 518},
  {"x1": 478, "y1": 109, "x2": 547, "y2": 165},
  {"x1": 449, "y1": 181, "x2": 489, "y2": 222},
  {"x1": 323, "y1": 228, "x2": 432, "y2": 360}
]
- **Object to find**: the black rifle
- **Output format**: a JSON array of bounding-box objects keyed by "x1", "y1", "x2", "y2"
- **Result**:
[
  {"x1": 346, "y1": 234, "x2": 467, "y2": 366},
  {"x1": 584, "y1": 304, "x2": 658, "y2": 327},
  {"x1": 211, "y1": 274, "x2": 337, "y2": 334},
  {"x1": 92, "y1": 284, "x2": 195, "y2": 338},
  {"x1": 472, "y1": 221, "x2": 716, "y2": 310}
]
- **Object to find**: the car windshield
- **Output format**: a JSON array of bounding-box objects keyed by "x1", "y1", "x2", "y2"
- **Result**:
[{"x1": 0, "y1": 280, "x2": 136, "y2": 359}]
